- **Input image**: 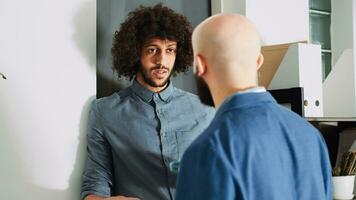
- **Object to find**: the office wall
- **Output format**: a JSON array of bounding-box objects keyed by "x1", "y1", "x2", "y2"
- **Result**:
[
  {"x1": 247, "y1": 0, "x2": 309, "y2": 45},
  {"x1": 212, "y1": 0, "x2": 309, "y2": 45},
  {"x1": 0, "y1": 0, "x2": 96, "y2": 199},
  {"x1": 0, "y1": 0, "x2": 210, "y2": 198}
]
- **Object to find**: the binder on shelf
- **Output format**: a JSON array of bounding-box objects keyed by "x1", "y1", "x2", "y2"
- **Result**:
[
  {"x1": 260, "y1": 42, "x2": 323, "y2": 117},
  {"x1": 323, "y1": 49, "x2": 356, "y2": 117}
]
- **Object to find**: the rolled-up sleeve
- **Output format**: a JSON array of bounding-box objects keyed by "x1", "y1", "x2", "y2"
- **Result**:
[{"x1": 81, "y1": 101, "x2": 113, "y2": 200}]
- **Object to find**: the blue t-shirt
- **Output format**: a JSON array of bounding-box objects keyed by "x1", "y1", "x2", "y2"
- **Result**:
[{"x1": 175, "y1": 91, "x2": 332, "y2": 200}]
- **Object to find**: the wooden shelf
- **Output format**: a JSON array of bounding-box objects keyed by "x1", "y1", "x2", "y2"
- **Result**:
[{"x1": 306, "y1": 117, "x2": 356, "y2": 122}]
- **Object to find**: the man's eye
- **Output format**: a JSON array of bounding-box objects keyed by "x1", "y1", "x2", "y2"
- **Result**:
[
  {"x1": 167, "y1": 48, "x2": 176, "y2": 54},
  {"x1": 148, "y1": 48, "x2": 157, "y2": 54}
]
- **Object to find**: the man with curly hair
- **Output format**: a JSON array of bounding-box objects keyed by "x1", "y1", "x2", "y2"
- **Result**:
[{"x1": 81, "y1": 4, "x2": 214, "y2": 200}]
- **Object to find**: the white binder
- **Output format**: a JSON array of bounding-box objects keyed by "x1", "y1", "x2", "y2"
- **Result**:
[
  {"x1": 323, "y1": 49, "x2": 356, "y2": 117},
  {"x1": 263, "y1": 43, "x2": 324, "y2": 117}
]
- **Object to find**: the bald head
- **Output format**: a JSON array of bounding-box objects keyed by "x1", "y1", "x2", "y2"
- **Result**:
[{"x1": 192, "y1": 14, "x2": 263, "y2": 85}]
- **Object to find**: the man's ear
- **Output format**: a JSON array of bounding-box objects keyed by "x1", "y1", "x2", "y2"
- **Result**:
[
  {"x1": 195, "y1": 54, "x2": 207, "y2": 77},
  {"x1": 256, "y1": 53, "x2": 264, "y2": 71}
]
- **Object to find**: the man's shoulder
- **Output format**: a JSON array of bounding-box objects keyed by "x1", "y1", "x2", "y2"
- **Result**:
[
  {"x1": 220, "y1": 100, "x2": 322, "y2": 142},
  {"x1": 172, "y1": 87, "x2": 200, "y2": 101},
  {"x1": 172, "y1": 88, "x2": 214, "y2": 110},
  {"x1": 92, "y1": 88, "x2": 131, "y2": 112},
  {"x1": 172, "y1": 88, "x2": 216, "y2": 123}
]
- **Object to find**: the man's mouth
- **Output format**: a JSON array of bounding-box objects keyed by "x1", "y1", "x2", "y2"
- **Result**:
[{"x1": 152, "y1": 68, "x2": 168, "y2": 79}]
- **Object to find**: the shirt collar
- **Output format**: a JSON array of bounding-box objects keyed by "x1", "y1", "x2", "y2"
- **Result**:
[
  {"x1": 216, "y1": 87, "x2": 275, "y2": 118},
  {"x1": 219, "y1": 87, "x2": 266, "y2": 108},
  {"x1": 158, "y1": 81, "x2": 174, "y2": 102},
  {"x1": 130, "y1": 79, "x2": 174, "y2": 102},
  {"x1": 235, "y1": 86, "x2": 266, "y2": 95}
]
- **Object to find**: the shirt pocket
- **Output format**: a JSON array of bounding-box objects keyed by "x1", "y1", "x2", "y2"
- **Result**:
[{"x1": 175, "y1": 121, "x2": 202, "y2": 160}]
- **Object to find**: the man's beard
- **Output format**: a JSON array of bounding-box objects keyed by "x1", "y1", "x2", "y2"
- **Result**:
[
  {"x1": 140, "y1": 65, "x2": 172, "y2": 88},
  {"x1": 195, "y1": 76, "x2": 215, "y2": 107}
]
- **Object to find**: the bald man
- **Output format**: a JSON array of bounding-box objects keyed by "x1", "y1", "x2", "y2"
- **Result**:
[{"x1": 175, "y1": 14, "x2": 332, "y2": 200}]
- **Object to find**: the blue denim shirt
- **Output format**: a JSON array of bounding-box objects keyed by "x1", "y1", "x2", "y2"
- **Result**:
[
  {"x1": 175, "y1": 91, "x2": 332, "y2": 200},
  {"x1": 81, "y1": 80, "x2": 215, "y2": 200}
]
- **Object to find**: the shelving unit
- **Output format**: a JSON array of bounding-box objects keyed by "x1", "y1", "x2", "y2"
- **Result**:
[
  {"x1": 307, "y1": 118, "x2": 356, "y2": 123},
  {"x1": 308, "y1": 118, "x2": 356, "y2": 167},
  {"x1": 309, "y1": 0, "x2": 332, "y2": 80}
]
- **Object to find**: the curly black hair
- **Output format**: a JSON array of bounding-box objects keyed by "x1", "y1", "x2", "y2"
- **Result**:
[{"x1": 111, "y1": 3, "x2": 193, "y2": 80}]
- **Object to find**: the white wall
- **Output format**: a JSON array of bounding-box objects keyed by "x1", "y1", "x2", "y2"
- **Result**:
[
  {"x1": 212, "y1": 0, "x2": 309, "y2": 45},
  {"x1": 246, "y1": 0, "x2": 309, "y2": 45},
  {"x1": 0, "y1": 0, "x2": 96, "y2": 199}
]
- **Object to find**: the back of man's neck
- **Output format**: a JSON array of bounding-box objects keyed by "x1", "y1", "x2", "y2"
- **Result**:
[{"x1": 213, "y1": 85, "x2": 258, "y2": 109}]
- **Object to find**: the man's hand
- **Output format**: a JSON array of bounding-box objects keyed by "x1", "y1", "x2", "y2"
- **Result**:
[{"x1": 85, "y1": 194, "x2": 140, "y2": 200}]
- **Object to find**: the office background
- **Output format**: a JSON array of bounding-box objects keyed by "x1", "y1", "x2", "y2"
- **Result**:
[{"x1": 0, "y1": 0, "x2": 355, "y2": 199}]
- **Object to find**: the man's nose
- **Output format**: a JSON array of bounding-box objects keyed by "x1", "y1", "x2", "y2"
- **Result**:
[{"x1": 155, "y1": 52, "x2": 168, "y2": 67}]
